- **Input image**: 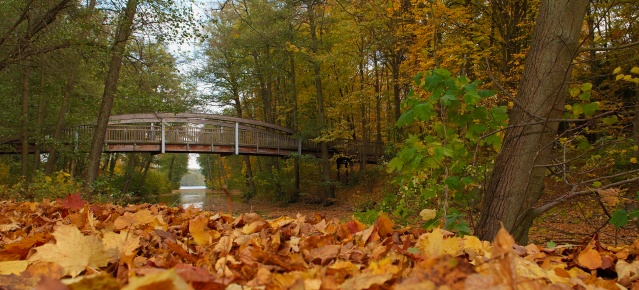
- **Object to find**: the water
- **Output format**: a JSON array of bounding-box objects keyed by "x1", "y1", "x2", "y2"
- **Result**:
[{"x1": 178, "y1": 185, "x2": 208, "y2": 209}]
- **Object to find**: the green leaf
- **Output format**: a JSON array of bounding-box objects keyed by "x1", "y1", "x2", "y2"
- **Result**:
[
  {"x1": 592, "y1": 181, "x2": 602, "y2": 188},
  {"x1": 444, "y1": 176, "x2": 460, "y2": 189},
  {"x1": 396, "y1": 110, "x2": 415, "y2": 127},
  {"x1": 610, "y1": 209, "x2": 629, "y2": 228},
  {"x1": 583, "y1": 102, "x2": 599, "y2": 117},
  {"x1": 412, "y1": 102, "x2": 435, "y2": 121},
  {"x1": 569, "y1": 87, "x2": 581, "y2": 98},
  {"x1": 463, "y1": 92, "x2": 481, "y2": 106},
  {"x1": 433, "y1": 67, "x2": 451, "y2": 77},
  {"x1": 571, "y1": 103, "x2": 584, "y2": 116},
  {"x1": 547, "y1": 241, "x2": 556, "y2": 248},
  {"x1": 387, "y1": 157, "x2": 404, "y2": 172},
  {"x1": 581, "y1": 82, "x2": 593, "y2": 91},
  {"x1": 603, "y1": 115, "x2": 618, "y2": 125},
  {"x1": 490, "y1": 106, "x2": 509, "y2": 123},
  {"x1": 425, "y1": 74, "x2": 442, "y2": 88},
  {"x1": 413, "y1": 72, "x2": 424, "y2": 86},
  {"x1": 579, "y1": 91, "x2": 591, "y2": 101},
  {"x1": 441, "y1": 94, "x2": 457, "y2": 106}
]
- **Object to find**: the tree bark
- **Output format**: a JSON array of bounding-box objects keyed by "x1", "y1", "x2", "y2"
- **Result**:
[
  {"x1": 306, "y1": 0, "x2": 334, "y2": 200},
  {"x1": 45, "y1": 72, "x2": 75, "y2": 175},
  {"x1": 476, "y1": 0, "x2": 588, "y2": 244},
  {"x1": 84, "y1": 0, "x2": 138, "y2": 191},
  {"x1": 20, "y1": 60, "x2": 32, "y2": 182}
]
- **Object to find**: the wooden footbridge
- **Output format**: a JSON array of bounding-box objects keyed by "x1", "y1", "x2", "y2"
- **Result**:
[{"x1": 0, "y1": 113, "x2": 383, "y2": 162}]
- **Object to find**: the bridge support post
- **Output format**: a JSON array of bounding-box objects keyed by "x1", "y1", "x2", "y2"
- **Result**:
[
  {"x1": 161, "y1": 121, "x2": 165, "y2": 154},
  {"x1": 234, "y1": 122, "x2": 239, "y2": 155},
  {"x1": 298, "y1": 139, "x2": 302, "y2": 155}
]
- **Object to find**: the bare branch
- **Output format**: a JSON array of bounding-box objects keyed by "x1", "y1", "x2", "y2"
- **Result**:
[
  {"x1": 579, "y1": 40, "x2": 639, "y2": 52},
  {"x1": 531, "y1": 174, "x2": 639, "y2": 219}
]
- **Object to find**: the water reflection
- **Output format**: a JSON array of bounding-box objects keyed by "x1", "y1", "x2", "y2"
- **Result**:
[{"x1": 179, "y1": 186, "x2": 207, "y2": 209}]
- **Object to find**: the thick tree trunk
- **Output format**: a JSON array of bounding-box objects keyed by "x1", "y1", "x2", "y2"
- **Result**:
[
  {"x1": 476, "y1": 0, "x2": 588, "y2": 244},
  {"x1": 84, "y1": 0, "x2": 138, "y2": 191}
]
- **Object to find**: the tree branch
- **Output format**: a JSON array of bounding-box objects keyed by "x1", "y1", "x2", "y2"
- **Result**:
[
  {"x1": 531, "y1": 174, "x2": 639, "y2": 219},
  {"x1": 579, "y1": 40, "x2": 639, "y2": 52}
]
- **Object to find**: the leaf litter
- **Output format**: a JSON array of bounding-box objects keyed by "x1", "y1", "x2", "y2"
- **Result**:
[{"x1": 0, "y1": 194, "x2": 638, "y2": 289}]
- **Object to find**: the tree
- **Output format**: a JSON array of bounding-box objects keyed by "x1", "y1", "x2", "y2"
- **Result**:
[
  {"x1": 84, "y1": 0, "x2": 139, "y2": 190},
  {"x1": 476, "y1": 0, "x2": 589, "y2": 243}
]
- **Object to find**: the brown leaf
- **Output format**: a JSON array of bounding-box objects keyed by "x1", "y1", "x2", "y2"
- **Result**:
[
  {"x1": 309, "y1": 244, "x2": 341, "y2": 265},
  {"x1": 376, "y1": 215, "x2": 394, "y2": 237}
]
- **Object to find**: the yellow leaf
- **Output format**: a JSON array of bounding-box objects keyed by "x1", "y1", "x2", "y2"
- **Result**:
[
  {"x1": 189, "y1": 215, "x2": 212, "y2": 246},
  {"x1": 630, "y1": 157, "x2": 637, "y2": 164},
  {"x1": 102, "y1": 230, "x2": 140, "y2": 262},
  {"x1": 28, "y1": 224, "x2": 109, "y2": 278},
  {"x1": 616, "y1": 74, "x2": 625, "y2": 81},
  {"x1": 624, "y1": 75, "x2": 633, "y2": 81},
  {"x1": 417, "y1": 228, "x2": 463, "y2": 257},
  {"x1": 613, "y1": 67, "x2": 622, "y2": 74},
  {"x1": 631, "y1": 67, "x2": 639, "y2": 74},
  {"x1": 0, "y1": 260, "x2": 28, "y2": 275},
  {"x1": 122, "y1": 269, "x2": 189, "y2": 290},
  {"x1": 114, "y1": 209, "x2": 159, "y2": 230},
  {"x1": 340, "y1": 273, "x2": 393, "y2": 290},
  {"x1": 419, "y1": 209, "x2": 437, "y2": 221},
  {"x1": 268, "y1": 216, "x2": 295, "y2": 229}
]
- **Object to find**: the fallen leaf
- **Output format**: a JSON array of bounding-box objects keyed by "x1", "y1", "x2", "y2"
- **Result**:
[
  {"x1": 122, "y1": 269, "x2": 189, "y2": 290},
  {"x1": 114, "y1": 209, "x2": 159, "y2": 230},
  {"x1": 577, "y1": 247, "x2": 602, "y2": 270},
  {"x1": 340, "y1": 273, "x2": 393, "y2": 290},
  {"x1": 28, "y1": 224, "x2": 109, "y2": 278},
  {"x1": 102, "y1": 231, "x2": 141, "y2": 262},
  {"x1": 0, "y1": 260, "x2": 29, "y2": 275},
  {"x1": 417, "y1": 228, "x2": 463, "y2": 257},
  {"x1": 189, "y1": 215, "x2": 212, "y2": 246},
  {"x1": 57, "y1": 194, "x2": 86, "y2": 210}
]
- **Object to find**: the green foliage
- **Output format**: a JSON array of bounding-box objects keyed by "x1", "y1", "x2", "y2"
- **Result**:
[
  {"x1": 610, "y1": 192, "x2": 639, "y2": 229},
  {"x1": 386, "y1": 68, "x2": 508, "y2": 230},
  {"x1": 0, "y1": 171, "x2": 83, "y2": 201},
  {"x1": 354, "y1": 209, "x2": 382, "y2": 225}
]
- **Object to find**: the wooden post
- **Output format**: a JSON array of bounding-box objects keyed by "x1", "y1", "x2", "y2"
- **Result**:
[
  {"x1": 161, "y1": 121, "x2": 165, "y2": 154},
  {"x1": 234, "y1": 122, "x2": 239, "y2": 155}
]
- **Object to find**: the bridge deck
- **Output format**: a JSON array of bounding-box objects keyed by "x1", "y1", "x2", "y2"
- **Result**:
[{"x1": 0, "y1": 113, "x2": 383, "y2": 162}]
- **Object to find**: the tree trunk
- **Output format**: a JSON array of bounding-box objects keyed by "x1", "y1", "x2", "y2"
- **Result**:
[
  {"x1": 289, "y1": 50, "x2": 300, "y2": 201},
  {"x1": 45, "y1": 72, "x2": 75, "y2": 175},
  {"x1": 476, "y1": 0, "x2": 588, "y2": 244},
  {"x1": 33, "y1": 68, "x2": 49, "y2": 172},
  {"x1": 20, "y1": 60, "x2": 31, "y2": 182},
  {"x1": 121, "y1": 153, "x2": 138, "y2": 194},
  {"x1": 84, "y1": 0, "x2": 138, "y2": 191},
  {"x1": 230, "y1": 79, "x2": 257, "y2": 199},
  {"x1": 139, "y1": 153, "x2": 153, "y2": 188},
  {"x1": 307, "y1": 0, "x2": 334, "y2": 201}
]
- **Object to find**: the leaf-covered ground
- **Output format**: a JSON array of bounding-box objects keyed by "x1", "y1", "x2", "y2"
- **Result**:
[{"x1": 1, "y1": 195, "x2": 639, "y2": 289}]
